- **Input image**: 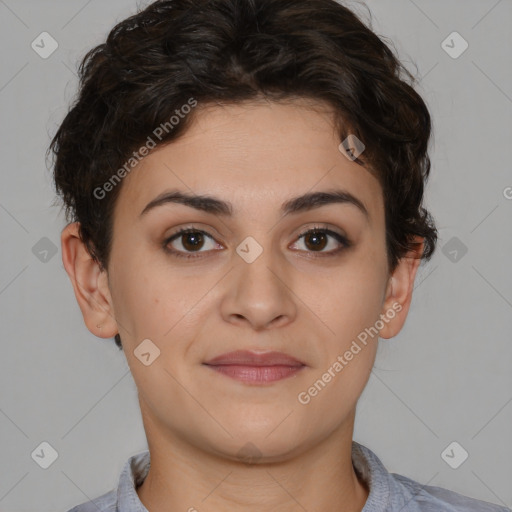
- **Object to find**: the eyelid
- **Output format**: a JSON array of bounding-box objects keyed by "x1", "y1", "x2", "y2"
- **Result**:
[
  {"x1": 291, "y1": 223, "x2": 349, "y2": 243},
  {"x1": 164, "y1": 227, "x2": 220, "y2": 258},
  {"x1": 291, "y1": 225, "x2": 351, "y2": 256},
  {"x1": 163, "y1": 223, "x2": 351, "y2": 259}
]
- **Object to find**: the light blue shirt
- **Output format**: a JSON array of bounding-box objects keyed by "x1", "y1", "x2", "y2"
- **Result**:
[{"x1": 67, "y1": 441, "x2": 510, "y2": 511}]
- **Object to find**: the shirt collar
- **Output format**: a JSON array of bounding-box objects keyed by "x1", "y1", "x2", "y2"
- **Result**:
[
  {"x1": 117, "y1": 449, "x2": 151, "y2": 512},
  {"x1": 352, "y1": 441, "x2": 392, "y2": 510}
]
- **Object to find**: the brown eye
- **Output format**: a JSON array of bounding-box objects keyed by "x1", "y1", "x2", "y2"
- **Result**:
[
  {"x1": 163, "y1": 225, "x2": 351, "y2": 260},
  {"x1": 303, "y1": 231, "x2": 329, "y2": 251},
  {"x1": 180, "y1": 231, "x2": 205, "y2": 251},
  {"x1": 164, "y1": 228, "x2": 219, "y2": 259},
  {"x1": 291, "y1": 227, "x2": 350, "y2": 256}
]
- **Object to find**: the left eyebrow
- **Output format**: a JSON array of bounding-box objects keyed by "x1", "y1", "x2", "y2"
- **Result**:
[{"x1": 139, "y1": 188, "x2": 369, "y2": 220}]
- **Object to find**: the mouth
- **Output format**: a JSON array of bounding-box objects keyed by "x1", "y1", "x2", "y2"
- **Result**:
[{"x1": 202, "y1": 350, "x2": 306, "y2": 384}]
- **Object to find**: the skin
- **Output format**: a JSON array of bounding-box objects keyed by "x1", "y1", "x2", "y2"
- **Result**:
[{"x1": 61, "y1": 98, "x2": 423, "y2": 512}]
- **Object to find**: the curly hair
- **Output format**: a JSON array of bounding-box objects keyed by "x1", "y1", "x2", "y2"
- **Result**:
[{"x1": 48, "y1": 0, "x2": 438, "y2": 350}]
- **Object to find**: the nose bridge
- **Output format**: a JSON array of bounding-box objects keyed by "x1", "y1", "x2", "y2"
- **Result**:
[
  {"x1": 237, "y1": 244, "x2": 280, "y2": 293},
  {"x1": 223, "y1": 235, "x2": 296, "y2": 329},
  {"x1": 236, "y1": 236, "x2": 284, "y2": 298}
]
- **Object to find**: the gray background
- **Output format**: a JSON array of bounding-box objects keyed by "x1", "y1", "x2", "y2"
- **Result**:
[{"x1": 0, "y1": 0, "x2": 511, "y2": 510}]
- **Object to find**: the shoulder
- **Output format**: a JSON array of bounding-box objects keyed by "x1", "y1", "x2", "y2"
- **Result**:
[
  {"x1": 391, "y1": 472, "x2": 511, "y2": 512},
  {"x1": 353, "y1": 441, "x2": 509, "y2": 512},
  {"x1": 65, "y1": 489, "x2": 117, "y2": 512},
  {"x1": 64, "y1": 449, "x2": 150, "y2": 512}
]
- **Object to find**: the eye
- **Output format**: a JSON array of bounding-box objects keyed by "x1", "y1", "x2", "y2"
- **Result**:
[
  {"x1": 163, "y1": 224, "x2": 351, "y2": 260},
  {"x1": 164, "y1": 228, "x2": 220, "y2": 259},
  {"x1": 290, "y1": 225, "x2": 350, "y2": 256}
]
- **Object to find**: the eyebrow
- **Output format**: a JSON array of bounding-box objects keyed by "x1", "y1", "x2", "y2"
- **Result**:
[{"x1": 139, "y1": 188, "x2": 369, "y2": 220}]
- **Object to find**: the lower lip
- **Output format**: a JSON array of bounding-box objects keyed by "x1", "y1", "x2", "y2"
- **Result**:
[{"x1": 204, "y1": 364, "x2": 305, "y2": 383}]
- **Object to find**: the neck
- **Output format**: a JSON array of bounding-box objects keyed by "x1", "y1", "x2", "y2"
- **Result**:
[{"x1": 136, "y1": 409, "x2": 369, "y2": 512}]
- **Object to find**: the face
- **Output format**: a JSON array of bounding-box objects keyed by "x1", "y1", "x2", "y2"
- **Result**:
[{"x1": 62, "y1": 99, "x2": 420, "y2": 462}]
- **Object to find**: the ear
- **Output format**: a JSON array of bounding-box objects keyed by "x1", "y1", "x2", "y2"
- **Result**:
[
  {"x1": 379, "y1": 237, "x2": 424, "y2": 340},
  {"x1": 60, "y1": 222, "x2": 118, "y2": 338}
]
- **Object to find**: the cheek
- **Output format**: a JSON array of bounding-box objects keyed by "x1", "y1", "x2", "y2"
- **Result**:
[
  {"x1": 107, "y1": 259, "x2": 171, "y2": 345},
  {"x1": 110, "y1": 258, "x2": 212, "y2": 355},
  {"x1": 300, "y1": 263, "x2": 385, "y2": 416},
  {"x1": 318, "y1": 256, "x2": 387, "y2": 338}
]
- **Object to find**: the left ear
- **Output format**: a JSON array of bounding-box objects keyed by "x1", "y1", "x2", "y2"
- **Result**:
[{"x1": 379, "y1": 237, "x2": 424, "y2": 340}]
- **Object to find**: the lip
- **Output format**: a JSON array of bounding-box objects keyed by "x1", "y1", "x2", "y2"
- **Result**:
[
  {"x1": 203, "y1": 350, "x2": 306, "y2": 384},
  {"x1": 204, "y1": 350, "x2": 305, "y2": 366}
]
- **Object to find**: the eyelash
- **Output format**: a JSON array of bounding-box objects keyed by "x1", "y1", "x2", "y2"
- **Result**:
[{"x1": 163, "y1": 224, "x2": 351, "y2": 260}]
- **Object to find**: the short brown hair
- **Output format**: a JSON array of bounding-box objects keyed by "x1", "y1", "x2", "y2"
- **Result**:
[{"x1": 48, "y1": 0, "x2": 438, "y2": 350}]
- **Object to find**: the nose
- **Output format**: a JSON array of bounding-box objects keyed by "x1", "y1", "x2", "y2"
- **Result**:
[{"x1": 220, "y1": 249, "x2": 297, "y2": 331}]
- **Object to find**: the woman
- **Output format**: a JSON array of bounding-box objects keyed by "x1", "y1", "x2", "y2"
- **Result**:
[{"x1": 49, "y1": 0, "x2": 509, "y2": 510}]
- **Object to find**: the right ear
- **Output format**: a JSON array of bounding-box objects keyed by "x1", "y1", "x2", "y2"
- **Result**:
[{"x1": 60, "y1": 222, "x2": 118, "y2": 338}]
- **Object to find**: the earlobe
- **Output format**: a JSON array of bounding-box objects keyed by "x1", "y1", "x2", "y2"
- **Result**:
[
  {"x1": 379, "y1": 238, "x2": 424, "y2": 340},
  {"x1": 60, "y1": 222, "x2": 118, "y2": 338}
]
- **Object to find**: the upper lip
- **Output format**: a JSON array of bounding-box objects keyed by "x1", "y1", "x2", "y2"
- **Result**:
[{"x1": 204, "y1": 350, "x2": 305, "y2": 367}]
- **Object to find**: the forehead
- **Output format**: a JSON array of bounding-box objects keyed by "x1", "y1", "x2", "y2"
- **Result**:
[{"x1": 115, "y1": 100, "x2": 383, "y2": 224}]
